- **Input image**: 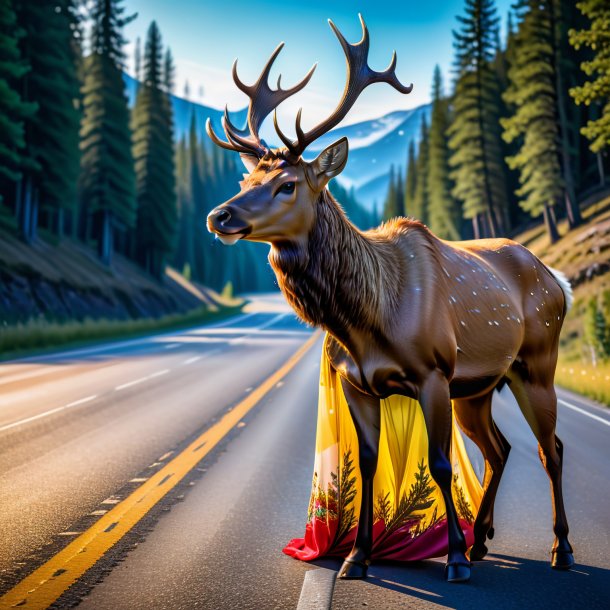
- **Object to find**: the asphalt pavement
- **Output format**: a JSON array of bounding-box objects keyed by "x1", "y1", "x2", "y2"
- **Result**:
[{"x1": 1, "y1": 294, "x2": 609, "y2": 609}]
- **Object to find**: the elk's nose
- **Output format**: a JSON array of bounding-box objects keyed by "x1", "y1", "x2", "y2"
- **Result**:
[
  {"x1": 214, "y1": 209, "x2": 231, "y2": 224},
  {"x1": 207, "y1": 207, "x2": 232, "y2": 232}
]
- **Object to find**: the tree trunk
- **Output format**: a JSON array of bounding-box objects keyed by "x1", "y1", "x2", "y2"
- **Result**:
[
  {"x1": 543, "y1": 204, "x2": 560, "y2": 244},
  {"x1": 564, "y1": 191, "x2": 582, "y2": 230},
  {"x1": 472, "y1": 214, "x2": 481, "y2": 240},
  {"x1": 30, "y1": 188, "x2": 39, "y2": 242},
  {"x1": 549, "y1": 0, "x2": 582, "y2": 229},
  {"x1": 486, "y1": 209, "x2": 501, "y2": 238},
  {"x1": 98, "y1": 209, "x2": 112, "y2": 266},
  {"x1": 14, "y1": 178, "x2": 22, "y2": 225},
  {"x1": 56, "y1": 208, "x2": 64, "y2": 239},
  {"x1": 19, "y1": 177, "x2": 32, "y2": 243},
  {"x1": 597, "y1": 152, "x2": 606, "y2": 187}
]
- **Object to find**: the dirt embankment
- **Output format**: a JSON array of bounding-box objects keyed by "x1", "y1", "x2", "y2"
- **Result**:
[{"x1": 0, "y1": 230, "x2": 223, "y2": 324}]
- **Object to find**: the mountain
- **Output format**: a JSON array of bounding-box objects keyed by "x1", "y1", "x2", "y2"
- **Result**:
[
  {"x1": 320, "y1": 106, "x2": 431, "y2": 209},
  {"x1": 123, "y1": 73, "x2": 247, "y2": 142},
  {"x1": 124, "y1": 73, "x2": 430, "y2": 211}
]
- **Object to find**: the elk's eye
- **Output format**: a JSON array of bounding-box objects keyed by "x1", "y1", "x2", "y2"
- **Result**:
[{"x1": 279, "y1": 182, "x2": 295, "y2": 194}]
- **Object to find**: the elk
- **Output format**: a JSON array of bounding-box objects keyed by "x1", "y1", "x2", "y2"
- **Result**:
[{"x1": 206, "y1": 16, "x2": 574, "y2": 583}]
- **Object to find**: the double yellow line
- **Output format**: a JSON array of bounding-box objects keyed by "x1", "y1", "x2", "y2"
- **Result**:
[{"x1": 0, "y1": 330, "x2": 321, "y2": 609}]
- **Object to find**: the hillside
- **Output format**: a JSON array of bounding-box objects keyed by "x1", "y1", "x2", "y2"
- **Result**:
[
  {"x1": 0, "y1": 229, "x2": 237, "y2": 325},
  {"x1": 516, "y1": 194, "x2": 610, "y2": 404}
]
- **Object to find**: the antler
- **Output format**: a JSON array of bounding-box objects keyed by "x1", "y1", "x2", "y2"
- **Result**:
[
  {"x1": 206, "y1": 43, "x2": 316, "y2": 158},
  {"x1": 274, "y1": 14, "x2": 413, "y2": 158}
]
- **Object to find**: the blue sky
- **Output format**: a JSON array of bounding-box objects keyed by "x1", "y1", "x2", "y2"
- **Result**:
[{"x1": 122, "y1": 0, "x2": 513, "y2": 128}]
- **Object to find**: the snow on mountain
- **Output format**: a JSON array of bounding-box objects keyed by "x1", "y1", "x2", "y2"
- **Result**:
[
  {"x1": 331, "y1": 106, "x2": 431, "y2": 209},
  {"x1": 124, "y1": 73, "x2": 430, "y2": 211},
  {"x1": 265, "y1": 106, "x2": 432, "y2": 208}
]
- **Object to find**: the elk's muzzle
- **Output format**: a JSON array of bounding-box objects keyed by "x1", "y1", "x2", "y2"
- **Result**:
[{"x1": 207, "y1": 206, "x2": 251, "y2": 245}]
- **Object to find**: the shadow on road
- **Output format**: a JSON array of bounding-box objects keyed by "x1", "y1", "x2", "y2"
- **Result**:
[{"x1": 312, "y1": 554, "x2": 609, "y2": 609}]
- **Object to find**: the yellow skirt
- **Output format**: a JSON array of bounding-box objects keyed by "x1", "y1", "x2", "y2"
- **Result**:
[{"x1": 284, "y1": 338, "x2": 483, "y2": 561}]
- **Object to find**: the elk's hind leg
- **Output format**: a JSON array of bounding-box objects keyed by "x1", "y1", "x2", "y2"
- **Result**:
[
  {"x1": 337, "y1": 378, "x2": 380, "y2": 580},
  {"x1": 454, "y1": 392, "x2": 511, "y2": 561},
  {"x1": 508, "y1": 370, "x2": 574, "y2": 569}
]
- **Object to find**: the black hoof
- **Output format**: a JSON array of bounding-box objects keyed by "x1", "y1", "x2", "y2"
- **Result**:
[
  {"x1": 445, "y1": 562, "x2": 471, "y2": 583},
  {"x1": 338, "y1": 559, "x2": 369, "y2": 580},
  {"x1": 487, "y1": 527, "x2": 495, "y2": 540},
  {"x1": 551, "y1": 550, "x2": 574, "y2": 570},
  {"x1": 469, "y1": 542, "x2": 488, "y2": 561}
]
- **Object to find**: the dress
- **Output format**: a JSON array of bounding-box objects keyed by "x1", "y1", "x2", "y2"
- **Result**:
[{"x1": 284, "y1": 337, "x2": 483, "y2": 561}]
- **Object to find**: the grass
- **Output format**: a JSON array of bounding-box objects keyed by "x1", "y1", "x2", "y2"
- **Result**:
[
  {"x1": 0, "y1": 303, "x2": 244, "y2": 362},
  {"x1": 556, "y1": 358, "x2": 610, "y2": 406}
]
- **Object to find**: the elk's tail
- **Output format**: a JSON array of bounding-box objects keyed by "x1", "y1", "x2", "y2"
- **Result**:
[{"x1": 547, "y1": 266, "x2": 573, "y2": 313}]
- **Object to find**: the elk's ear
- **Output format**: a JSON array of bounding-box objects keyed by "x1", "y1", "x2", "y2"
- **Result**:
[
  {"x1": 239, "y1": 153, "x2": 259, "y2": 173},
  {"x1": 310, "y1": 137, "x2": 349, "y2": 189}
]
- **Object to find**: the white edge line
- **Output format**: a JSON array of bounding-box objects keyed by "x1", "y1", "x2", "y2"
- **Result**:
[
  {"x1": 1, "y1": 311, "x2": 256, "y2": 366},
  {"x1": 147, "y1": 369, "x2": 170, "y2": 379},
  {"x1": 65, "y1": 394, "x2": 98, "y2": 408},
  {"x1": 0, "y1": 394, "x2": 98, "y2": 433},
  {"x1": 0, "y1": 406, "x2": 67, "y2": 433},
  {"x1": 0, "y1": 313, "x2": 306, "y2": 434},
  {"x1": 115, "y1": 377, "x2": 148, "y2": 391},
  {"x1": 183, "y1": 356, "x2": 201, "y2": 365},
  {"x1": 558, "y1": 399, "x2": 610, "y2": 427}
]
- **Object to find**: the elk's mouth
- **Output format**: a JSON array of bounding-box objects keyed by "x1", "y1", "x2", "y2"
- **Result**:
[{"x1": 216, "y1": 230, "x2": 249, "y2": 246}]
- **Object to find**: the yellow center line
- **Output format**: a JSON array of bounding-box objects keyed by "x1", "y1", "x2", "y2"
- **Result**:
[{"x1": 0, "y1": 330, "x2": 321, "y2": 609}]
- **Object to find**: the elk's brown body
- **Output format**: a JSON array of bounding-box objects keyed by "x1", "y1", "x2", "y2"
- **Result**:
[
  {"x1": 271, "y1": 190, "x2": 563, "y2": 401},
  {"x1": 206, "y1": 15, "x2": 574, "y2": 583}
]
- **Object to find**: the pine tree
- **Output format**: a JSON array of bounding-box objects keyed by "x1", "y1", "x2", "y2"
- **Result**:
[
  {"x1": 447, "y1": 0, "x2": 507, "y2": 239},
  {"x1": 584, "y1": 299, "x2": 610, "y2": 363},
  {"x1": 502, "y1": 1, "x2": 566, "y2": 243},
  {"x1": 382, "y1": 165, "x2": 400, "y2": 220},
  {"x1": 0, "y1": 0, "x2": 36, "y2": 211},
  {"x1": 188, "y1": 113, "x2": 206, "y2": 280},
  {"x1": 14, "y1": 0, "x2": 82, "y2": 240},
  {"x1": 163, "y1": 47, "x2": 175, "y2": 93},
  {"x1": 427, "y1": 66, "x2": 460, "y2": 240},
  {"x1": 569, "y1": 1, "x2": 610, "y2": 157},
  {"x1": 394, "y1": 169, "x2": 404, "y2": 219},
  {"x1": 404, "y1": 140, "x2": 417, "y2": 217},
  {"x1": 80, "y1": 0, "x2": 136, "y2": 263},
  {"x1": 132, "y1": 21, "x2": 177, "y2": 279},
  {"x1": 173, "y1": 133, "x2": 189, "y2": 273},
  {"x1": 412, "y1": 115, "x2": 429, "y2": 224},
  {"x1": 134, "y1": 36, "x2": 141, "y2": 82}
]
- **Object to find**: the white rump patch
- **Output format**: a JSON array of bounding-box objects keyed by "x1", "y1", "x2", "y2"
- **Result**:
[{"x1": 547, "y1": 267, "x2": 573, "y2": 311}]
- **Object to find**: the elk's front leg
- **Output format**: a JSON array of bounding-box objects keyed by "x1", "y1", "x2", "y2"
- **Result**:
[
  {"x1": 419, "y1": 368, "x2": 471, "y2": 583},
  {"x1": 337, "y1": 378, "x2": 380, "y2": 580}
]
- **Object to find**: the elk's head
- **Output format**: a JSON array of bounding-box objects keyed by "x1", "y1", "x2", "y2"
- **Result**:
[{"x1": 206, "y1": 15, "x2": 412, "y2": 246}]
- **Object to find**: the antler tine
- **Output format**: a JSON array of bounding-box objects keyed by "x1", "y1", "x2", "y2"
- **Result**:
[
  {"x1": 357, "y1": 13, "x2": 370, "y2": 52},
  {"x1": 374, "y1": 50, "x2": 414, "y2": 94},
  {"x1": 206, "y1": 117, "x2": 254, "y2": 155},
  {"x1": 284, "y1": 14, "x2": 413, "y2": 157},
  {"x1": 232, "y1": 43, "x2": 317, "y2": 146},
  {"x1": 222, "y1": 105, "x2": 266, "y2": 155},
  {"x1": 294, "y1": 108, "x2": 307, "y2": 151},
  {"x1": 273, "y1": 109, "x2": 297, "y2": 153}
]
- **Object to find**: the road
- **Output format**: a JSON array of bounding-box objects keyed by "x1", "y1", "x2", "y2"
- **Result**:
[{"x1": 0, "y1": 293, "x2": 609, "y2": 609}]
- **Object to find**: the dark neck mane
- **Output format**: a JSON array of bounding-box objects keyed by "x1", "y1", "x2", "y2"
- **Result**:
[{"x1": 269, "y1": 189, "x2": 402, "y2": 334}]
